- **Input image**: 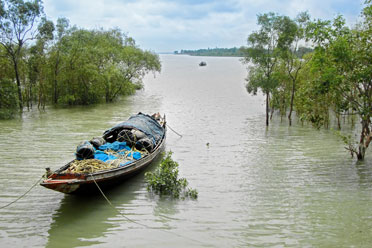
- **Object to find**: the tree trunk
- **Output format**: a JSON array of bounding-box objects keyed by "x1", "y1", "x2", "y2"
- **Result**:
[
  {"x1": 288, "y1": 79, "x2": 295, "y2": 126},
  {"x1": 14, "y1": 60, "x2": 23, "y2": 111},
  {"x1": 270, "y1": 106, "x2": 274, "y2": 120},
  {"x1": 357, "y1": 119, "x2": 371, "y2": 161},
  {"x1": 266, "y1": 92, "x2": 269, "y2": 126},
  {"x1": 28, "y1": 81, "x2": 33, "y2": 110},
  {"x1": 105, "y1": 83, "x2": 110, "y2": 103},
  {"x1": 53, "y1": 78, "x2": 58, "y2": 104},
  {"x1": 53, "y1": 57, "x2": 60, "y2": 104}
]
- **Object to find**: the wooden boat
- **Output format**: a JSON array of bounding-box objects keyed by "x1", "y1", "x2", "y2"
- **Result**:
[{"x1": 40, "y1": 113, "x2": 166, "y2": 194}]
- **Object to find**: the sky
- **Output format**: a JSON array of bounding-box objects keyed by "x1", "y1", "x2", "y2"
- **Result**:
[{"x1": 43, "y1": 0, "x2": 365, "y2": 53}]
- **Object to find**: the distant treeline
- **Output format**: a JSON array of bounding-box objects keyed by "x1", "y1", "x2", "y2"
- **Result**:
[
  {"x1": 175, "y1": 47, "x2": 245, "y2": 57},
  {"x1": 175, "y1": 47, "x2": 313, "y2": 58}
]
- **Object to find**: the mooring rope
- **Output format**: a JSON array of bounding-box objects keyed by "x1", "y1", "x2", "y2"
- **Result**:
[
  {"x1": 0, "y1": 176, "x2": 43, "y2": 210},
  {"x1": 90, "y1": 173, "x2": 207, "y2": 245},
  {"x1": 90, "y1": 173, "x2": 149, "y2": 228},
  {"x1": 166, "y1": 123, "x2": 183, "y2": 138},
  {"x1": 167, "y1": 123, "x2": 212, "y2": 149}
]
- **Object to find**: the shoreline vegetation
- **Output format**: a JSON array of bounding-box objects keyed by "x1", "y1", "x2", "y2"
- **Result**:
[
  {"x1": 173, "y1": 46, "x2": 313, "y2": 58},
  {"x1": 174, "y1": 47, "x2": 245, "y2": 57},
  {"x1": 241, "y1": 2, "x2": 372, "y2": 160},
  {"x1": 0, "y1": 0, "x2": 160, "y2": 119}
]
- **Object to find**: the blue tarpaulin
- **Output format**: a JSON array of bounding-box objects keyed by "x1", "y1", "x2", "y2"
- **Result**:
[
  {"x1": 94, "y1": 141, "x2": 142, "y2": 163},
  {"x1": 94, "y1": 151, "x2": 118, "y2": 162},
  {"x1": 98, "y1": 141, "x2": 131, "y2": 151}
]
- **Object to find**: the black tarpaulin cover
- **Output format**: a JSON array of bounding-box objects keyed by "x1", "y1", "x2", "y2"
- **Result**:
[{"x1": 103, "y1": 113, "x2": 164, "y2": 145}]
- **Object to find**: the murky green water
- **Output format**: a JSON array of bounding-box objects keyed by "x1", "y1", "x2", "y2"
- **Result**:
[{"x1": 0, "y1": 55, "x2": 371, "y2": 247}]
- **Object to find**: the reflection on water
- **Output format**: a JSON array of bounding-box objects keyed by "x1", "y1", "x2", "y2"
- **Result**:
[
  {"x1": 46, "y1": 174, "x2": 144, "y2": 248},
  {"x1": 46, "y1": 195, "x2": 112, "y2": 248},
  {"x1": 0, "y1": 55, "x2": 372, "y2": 247}
]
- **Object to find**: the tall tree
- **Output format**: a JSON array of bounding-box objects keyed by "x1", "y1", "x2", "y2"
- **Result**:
[
  {"x1": 26, "y1": 17, "x2": 54, "y2": 109},
  {"x1": 301, "y1": 5, "x2": 372, "y2": 160},
  {"x1": 243, "y1": 13, "x2": 281, "y2": 126},
  {"x1": 0, "y1": 0, "x2": 44, "y2": 111},
  {"x1": 330, "y1": 12, "x2": 372, "y2": 160},
  {"x1": 49, "y1": 17, "x2": 68, "y2": 104},
  {"x1": 50, "y1": 28, "x2": 161, "y2": 105},
  {"x1": 279, "y1": 12, "x2": 311, "y2": 126},
  {"x1": 243, "y1": 13, "x2": 298, "y2": 126},
  {"x1": 0, "y1": 45, "x2": 18, "y2": 118}
]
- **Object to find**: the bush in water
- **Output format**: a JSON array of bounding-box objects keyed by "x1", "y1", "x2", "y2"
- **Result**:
[{"x1": 145, "y1": 151, "x2": 198, "y2": 199}]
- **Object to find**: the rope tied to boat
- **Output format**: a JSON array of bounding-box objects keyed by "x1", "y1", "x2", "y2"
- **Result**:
[
  {"x1": 90, "y1": 173, "x2": 149, "y2": 228},
  {"x1": 90, "y1": 173, "x2": 208, "y2": 246},
  {"x1": 166, "y1": 123, "x2": 183, "y2": 138},
  {"x1": 0, "y1": 176, "x2": 43, "y2": 210}
]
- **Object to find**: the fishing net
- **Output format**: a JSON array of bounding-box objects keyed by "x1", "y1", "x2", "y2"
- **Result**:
[{"x1": 64, "y1": 146, "x2": 149, "y2": 174}]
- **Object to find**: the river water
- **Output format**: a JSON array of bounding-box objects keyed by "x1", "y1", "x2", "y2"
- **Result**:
[{"x1": 0, "y1": 54, "x2": 372, "y2": 247}]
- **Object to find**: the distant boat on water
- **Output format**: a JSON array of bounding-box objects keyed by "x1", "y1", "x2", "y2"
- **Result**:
[{"x1": 199, "y1": 61, "x2": 207, "y2": 66}]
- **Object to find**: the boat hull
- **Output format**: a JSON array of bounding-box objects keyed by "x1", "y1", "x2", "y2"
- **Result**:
[{"x1": 41, "y1": 123, "x2": 166, "y2": 194}]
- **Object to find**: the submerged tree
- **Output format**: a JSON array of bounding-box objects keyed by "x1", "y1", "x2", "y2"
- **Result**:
[
  {"x1": 297, "y1": 4, "x2": 372, "y2": 160},
  {"x1": 279, "y1": 12, "x2": 311, "y2": 126},
  {"x1": 0, "y1": 0, "x2": 161, "y2": 120},
  {"x1": 243, "y1": 5, "x2": 372, "y2": 160},
  {"x1": 48, "y1": 17, "x2": 69, "y2": 104},
  {"x1": 243, "y1": 13, "x2": 298, "y2": 126},
  {"x1": 0, "y1": 0, "x2": 45, "y2": 111},
  {"x1": 0, "y1": 46, "x2": 18, "y2": 118},
  {"x1": 46, "y1": 28, "x2": 161, "y2": 105},
  {"x1": 328, "y1": 12, "x2": 372, "y2": 160}
]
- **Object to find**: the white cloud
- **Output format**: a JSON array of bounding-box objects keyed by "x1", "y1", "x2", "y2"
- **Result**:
[{"x1": 43, "y1": 0, "x2": 364, "y2": 52}]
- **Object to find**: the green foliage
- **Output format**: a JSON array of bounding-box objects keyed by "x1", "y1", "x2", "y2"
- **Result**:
[
  {"x1": 294, "y1": 2, "x2": 372, "y2": 159},
  {"x1": 145, "y1": 152, "x2": 198, "y2": 200},
  {"x1": 47, "y1": 28, "x2": 161, "y2": 105},
  {"x1": 177, "y1": 47, "x2": 245, "y2": 57},
  {"x1": 245, "y1": 65, "x2": 266, "y2": 95},
  {"x1": 295, "y1": 52, "x2": 333, "y2": 129},
  {"x1": 295, "y1": 47, "x2": 313, "y2": 58},
  {"x1": 270, "y1": 61, "x2": 291, "y2": 117},
  {"x1": 0, "y1": 0, "x2": 45, "y2": 110},
  {"x1": 0, "y1": 1, "x2": 161, "y2": 112},
  {"x1": 0, "y1": 46, "x2": 18, "y2": 119},
  {"x1": 0, "y1": 0, "x2": 43, "y2": 37},
  {"x1": 0, "y1": 78, "x2": 18, "y2": 119},
  {"x1": 38, "y1": 17, "x2": 55, "y2": 41},
  {"x1": 243, "y1": 4, "x2": 372, "y2": 159},
  {"x1": 243, "y1": 12, "x2": 302, "y2": 126},
  {"x1": 333, "y1": 130, "x2": 359, "y2": 158}
]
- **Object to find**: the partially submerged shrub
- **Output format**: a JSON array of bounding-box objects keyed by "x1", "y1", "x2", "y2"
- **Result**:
[
  {"x1": 145, "y1": 152, "x2": 198, "y2": 199},
  {"x1": 333, "y1": 130, "x2": 359, "y2": 158}
]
